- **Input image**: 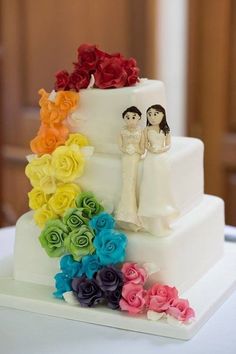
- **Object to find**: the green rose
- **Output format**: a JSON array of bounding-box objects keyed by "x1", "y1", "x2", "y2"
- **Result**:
[
  {"x1": 63, "y1": 207, "x2": 88, "y2": 231},
  {"x1": 75, "y1": 191, "x2": 104, "y2": 219},
  {"x1": 64, "y1": 225, "x2": 95, "y2": 261},
  {"x1": 39, "y1": 219, "x2": 68, "y2": 257}
]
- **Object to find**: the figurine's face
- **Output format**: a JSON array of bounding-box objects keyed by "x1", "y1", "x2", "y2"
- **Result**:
[
  {"x1": 123, "y1": 112, "x2": 140, "y2": 128},
  {"x1": 147, "y1": 108, "x2": 164, "y2": 126}
]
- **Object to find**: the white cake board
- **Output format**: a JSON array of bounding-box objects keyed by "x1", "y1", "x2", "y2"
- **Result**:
[{"x1": 0, "y1": 243, "x2": 236, "y2": 340}]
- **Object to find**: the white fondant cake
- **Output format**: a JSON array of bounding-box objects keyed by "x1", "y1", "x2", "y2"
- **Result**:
[
  {"x1": 14, "y1": 195, "x2": 224, "y2": 293},
  {"x1": 5, "y1": 44, "x2": 227, "y2": 336},
  {"x1": 13, "y1": 78, "x2": 224, "y2": 289}
]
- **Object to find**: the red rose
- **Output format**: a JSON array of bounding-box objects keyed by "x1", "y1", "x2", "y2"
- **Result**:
[
  {"x1": 54, "y1": 70, "x2": 70, "y2": 91},
  {"x1": 123, "y1": 58, "x2": 140, "y2": 86},
  {"x1": 68, "y1": 69, "x2": 91, "y2": 91},
  {"x1": 77, "y1": 43, "x2": 105, "y2": 73},
  {"x1": 94, "y1": 56, "x2": 128, "y2": 89}
]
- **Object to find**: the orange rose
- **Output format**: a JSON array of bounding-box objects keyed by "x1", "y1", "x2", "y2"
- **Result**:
[
  {"x1": 54, "y1": 91, "x2": 79, "y2": 112},
  {"x1": 38, "y1": 89, "x2": 49, "y2": 108},
  {"x1": 30, "y1": 124, "x2": 69, "y2": 155},
  {"x1": 40, "y1": 106, "x2": 68, "y2": 126}
]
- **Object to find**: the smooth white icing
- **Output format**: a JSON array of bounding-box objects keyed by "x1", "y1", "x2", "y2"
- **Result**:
[
  {"x1": 14, "y1": 195, "x2": 224, "y2": 293},
  {"x1": 74, "y1": 80, "x2": 166, "y2": 154}
]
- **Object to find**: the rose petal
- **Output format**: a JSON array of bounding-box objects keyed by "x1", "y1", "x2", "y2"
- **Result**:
[
  {"x1": 63, "y1": 291, "x2": 80, "y2": 306},
  {"x1": 147, "y1": 310, "x2": 166, "y2": 321}
]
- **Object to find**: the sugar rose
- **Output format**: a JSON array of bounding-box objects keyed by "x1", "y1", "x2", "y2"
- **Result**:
[
  {"x1": 63, "y1": 207, "x2": 88, "y2": 231},
  {"x1": 120, "y1": 283, "x2": 146, "y2": 314},
  {"x1": 30, "y1": 124, "x2": 69, "y2": 155},
  {"x1": 34, "y1": 204, "x2": 57, "y2": 228},
  {"x1": 69, "y1": 69, "x2": 91, "y2": 91},
  {"x1": 166, "y1": 298, "x2": 195, "y2": 323},
  {"x1": 54, "y1": 70, "x2": 70, "y2": 91},
  {"x1": 25, "y1": 154, "x2": 52, "y2": 189},
  {"x1": 76, "y1": 191, "x2": 104, "y2": 218},
  {"x1": 93, "y1": 229, "x2": 127, "y2": 266},
  {"x1": 51, "y1": 145, "x2": 85, "y2": 183},
  {"x1": 76, "y1": 43, "x2": 105, "y2": 72},
  {"x1": 94, "y1": 56, "x2": 127, "y2": 89},
  {"x1": 60, "y1": 254, "x2": 82, "y2": 278},
  {"x1": 28, "y1": 187, "x2": 49, "y2": 210},
  {"x1": 54, "y1": 91, "x2": 79, "y2": 112},
  {"x1": 146, "y1": 284, "x2": 178, "y2": 313},
  {"x1": 89, "y1": 212, "x2": 115, "y2": 234},
  {"x1": 48, "y1": 183, "x2": 81, "y2": 216},
  {"x1": 64, "y1": 225, "x2": 95, "y2": 261},
  {"x1": 39, "y1": 219, "x2": 68, "y2": 257},
  {"x1": 53, "y1": 272, "x2": 72, "y2": 299},
  {"x1": 65, "y1": 133, "x2": 89, "y2": 148},
  {"x1": 121, "y1": 263, "x2": 148, "y2": 286},
  {"x1": 72, "y1": 277, "x2": 104, "y2": 307}
]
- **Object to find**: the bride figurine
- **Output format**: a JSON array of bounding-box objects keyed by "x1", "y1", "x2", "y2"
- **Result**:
[
  {"x1": 115, "y1": 106, "x2": 145, "y2": 231},
  {"x1": 138, "y1": 104, "x2": 179, "y2": 236}
]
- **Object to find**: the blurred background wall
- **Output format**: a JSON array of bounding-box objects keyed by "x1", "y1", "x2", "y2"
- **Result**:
[{"x1": 0, "y1": 0, "x2": 235, "y2": 226}]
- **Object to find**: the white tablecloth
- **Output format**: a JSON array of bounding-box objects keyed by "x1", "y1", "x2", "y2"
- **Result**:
[{"x1": 0, "y1": 226, "x2": 236, "y2": 354}]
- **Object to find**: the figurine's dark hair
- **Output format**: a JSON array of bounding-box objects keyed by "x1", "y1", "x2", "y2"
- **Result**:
[
  {"x1": 146, "y1": 104, "x2": 170, "y2": 135},
  {"x1": 122, "y1": 106, "x2": 142, "y2": 119}
]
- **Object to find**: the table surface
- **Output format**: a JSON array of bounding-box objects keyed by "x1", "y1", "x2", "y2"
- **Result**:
[{"x1": 0, "y1": 226, "x2": 236, "y2": 354}]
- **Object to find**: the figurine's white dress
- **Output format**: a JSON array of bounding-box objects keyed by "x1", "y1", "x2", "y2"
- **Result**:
[
  {"x1": 116, "y1": 127, "x2": 142, "y2": 231},
  {"x1": 138, "y1": 128, "x2": 179, "y2": 235}
]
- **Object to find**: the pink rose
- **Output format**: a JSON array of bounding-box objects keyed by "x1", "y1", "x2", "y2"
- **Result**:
[
  {"x1": 123, "y1": 58, "x2": 140, "y2": 86},
  {"x1": 68, "y1": 69, "x2": 91, "y2": 91},
  {"x1": 54, "y1": 70, "x2": 70, "y2": 91},
  {"x1": 94, "y1": 56, "x2": 128, "y2": 89},
  {"x1": 167, "y1": 298, "x2": 195, "y2": 323},
  {"x1": 119, "y1": 283, "x2": 146, "y2": 314},
  {"x1": 146, "y1": 283, "x2": 178, "y2": 312},
  {"x1": 76, "y1": 44, "x2": 105, "y2": 73},
  {"x1": 121, "y1": 262, "x2": 148, "y2": 285}
]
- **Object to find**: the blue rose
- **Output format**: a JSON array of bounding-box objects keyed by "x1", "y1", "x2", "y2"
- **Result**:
[
  {"x1": 53, "y1": 272, "x2": 72, "y2": 299},
  {"x1": 80, "y1": 254, "x2": 102, "y2": 279},
  {"x1": 60, "y1": 255, "x2": 82, "y2": 278},
  {"x1": 89, "y1": 212, "x2": 115, "y2": 234},
  {"x1": 93, "y1": 229, "x2": 127, "y2": 266}
]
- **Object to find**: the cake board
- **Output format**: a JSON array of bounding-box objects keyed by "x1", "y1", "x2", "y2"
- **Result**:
[{"x1": 0, "y1": 243, "x2": 236, "y2": 341}]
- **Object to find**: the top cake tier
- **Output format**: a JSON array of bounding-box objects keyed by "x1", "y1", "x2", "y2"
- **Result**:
[{"x1": 72, "y1": 79, "x2": 166, "y2": 154}]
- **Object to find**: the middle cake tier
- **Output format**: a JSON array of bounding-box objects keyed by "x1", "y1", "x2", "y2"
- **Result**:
[{"x1": 79, "y1": 136, "x2": 204, "y2": 234}]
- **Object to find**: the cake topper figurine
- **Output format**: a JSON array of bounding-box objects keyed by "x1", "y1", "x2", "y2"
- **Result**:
[
  {"x1": 115, "y1": 106, "x2": 145, "y2": 231},
  {"x1": 145, "y1": 104, "x2": 171, "y2": 153},
  {"x1": 138, "y1": 104, "x2": 179, "y2": 236}
]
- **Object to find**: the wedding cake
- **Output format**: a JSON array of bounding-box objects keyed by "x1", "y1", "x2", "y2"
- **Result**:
[{"x1": 8, "y1": 44, "x2": 227, "y2": 336}]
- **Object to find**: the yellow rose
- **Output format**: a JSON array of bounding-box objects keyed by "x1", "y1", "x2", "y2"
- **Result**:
[
  {"x1": 28, "y1": 188, "x2": 50, "y2": 210},
  {"x1": 25, "y1": 154, "x2": 52, "y2": 188},
  {"x1": 39, "y1": 175, "x2": 57, "y2": 194},
  {"x1": 51, "y1": 145, "x2": 85, "y2": 183},
  {"x1": 65, "y1": 133, "x2": 89, "y2": 147},
  {"x1": 34, "y1": 204, "x2": 57, "y2": 228},
  {"x1": 48, "y1": 183, "x2": 81, "y2": 216}
]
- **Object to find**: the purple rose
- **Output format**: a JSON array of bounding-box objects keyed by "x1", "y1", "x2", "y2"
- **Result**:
[
  {"x1": 96, "y1": 266, "x2": 124, "y2": 292},
  {"x1": 72, "y1": 277, "x2": 103, "y2": 307},
  {"x1": 106, "y1": 286, "x2": 123, "y2": 310}
]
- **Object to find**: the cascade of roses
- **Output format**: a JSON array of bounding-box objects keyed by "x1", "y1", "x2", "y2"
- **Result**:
[
  {"x1": 30, "y1": 89, "x2": 79, "y2": 156},
  {"x1": 54, "y1": 43, "x2": 140, "y2": 91},
  {"x1": 50, "y1": 198, "x2": 195, "y2": 325},
  {"x1": 26, "y1": 133, "x2": 90, "y2": 228}
]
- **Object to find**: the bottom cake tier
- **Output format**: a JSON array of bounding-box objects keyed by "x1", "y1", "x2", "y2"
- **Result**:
[{"x1": 14, "y1": 195, "x2": 224, "y2": 293}]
